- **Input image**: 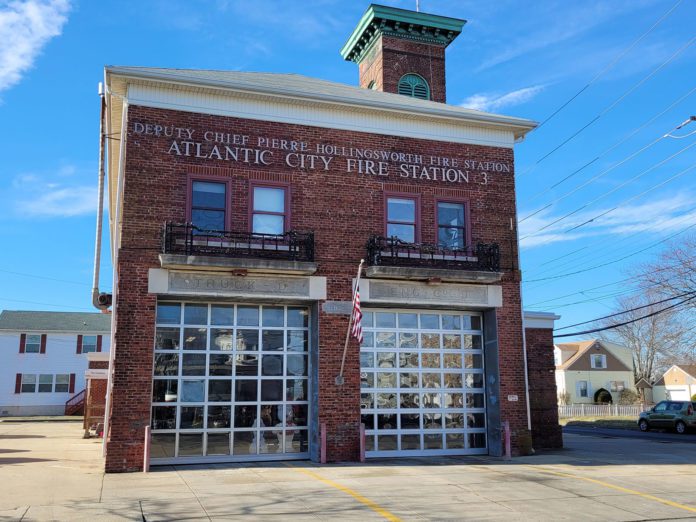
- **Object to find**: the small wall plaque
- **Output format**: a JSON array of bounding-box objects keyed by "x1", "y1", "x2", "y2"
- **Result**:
[{"x1": 322, "y1": 301, "x2": 353, "y2": 315}]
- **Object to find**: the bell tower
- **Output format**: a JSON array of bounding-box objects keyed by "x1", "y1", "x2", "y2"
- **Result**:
[{"x1": 340, "y1": 4, "x2": 465, "y2": 103}]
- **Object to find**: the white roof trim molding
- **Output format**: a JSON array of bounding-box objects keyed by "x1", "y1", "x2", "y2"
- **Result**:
[{"x1": 524, "y1": 310, "x2": 561, "y2": 330}]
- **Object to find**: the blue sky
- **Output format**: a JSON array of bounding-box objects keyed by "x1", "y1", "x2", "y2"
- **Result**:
[{"x1": 0, "y1": 0, "x2": 694, "y2": 338}]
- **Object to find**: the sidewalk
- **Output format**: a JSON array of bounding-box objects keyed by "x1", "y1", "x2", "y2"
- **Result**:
[{"x1": 1, "y1": 420, "x2": 696, "y2": 521}]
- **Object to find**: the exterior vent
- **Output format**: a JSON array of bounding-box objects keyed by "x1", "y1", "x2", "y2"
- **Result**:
[{"x1": 397, "y1": 74, "x2": 430, "y2": 100}]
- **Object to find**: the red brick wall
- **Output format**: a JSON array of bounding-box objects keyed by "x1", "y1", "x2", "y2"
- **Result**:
[
  {"x1": 88, "y1": 360, "x2": 109, "y2": 370},
  {"x1": 525, "y1": 327, "x2": 563, "y2": 449},
  {"x1": 106, "y1": 103, "x2": 526, "y2": 470},
  {"x1": 359, "y1": 36, "x2": 446, "y2": 102}
]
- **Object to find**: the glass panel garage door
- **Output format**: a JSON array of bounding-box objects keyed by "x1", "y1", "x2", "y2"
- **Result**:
[
  {"x1": 360, "y1": 309, "x2": 486, "y2": 457},
  {"x1": 150, "y1": 302, "x2": 310, "y2": 463}
]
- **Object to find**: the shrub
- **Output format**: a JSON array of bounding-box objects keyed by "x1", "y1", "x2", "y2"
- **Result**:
[
  {"x1": 618, "y1": 389, "x2": 641, "y2": 405},
  {"x1": 691, "y1": 393, "x2": 696, "y2": 402}
]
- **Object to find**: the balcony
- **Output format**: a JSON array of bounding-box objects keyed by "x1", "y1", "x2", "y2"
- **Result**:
[
  {"x1": 160, "y1": 222, "x2": 317, "y2": 275},
  {"x1": 365, "y1": 235, "x2": 503, "y2": 283}
]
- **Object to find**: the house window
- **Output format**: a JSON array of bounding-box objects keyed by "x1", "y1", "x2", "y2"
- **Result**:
[
  {"x1": 38, "y1": 374, "x2": 53, "y2": 393},
  {"x1": 252, "y1": 185, "x2": 287, "y2": 235},
  {"x1": 590, "y1": 354, "x2": 607, "y2": 369},
  {"x1": 578, "y1": 381, "x2": 588, "y2": 398},
  {"x1": 21, "y1": 374, "x2": 36, "y2": 393},
  {"x1": 386, "y1": 196, "x2": 418, "y2": 243},
  {"x1": 82, "y1": 335, "x2": 98, "y2": 353},
  {"x1": 191, "y1": 180, "x2": 227, "y2": 231},
  {"x1": 397, "y1": 73, "x2": 430, "y2": 100},
  {"x1": 25, "y1": 334, "x2": 41, "y2": 353},
  {"x1": 610, "y1": 381, "x2": 625, "y2": 392},
  {"x1": 55, "y1": 374, "x2": 70, "y2": 393},
  {"x1": 437, "y1": 201, "x2": 467, "y2": 250}
]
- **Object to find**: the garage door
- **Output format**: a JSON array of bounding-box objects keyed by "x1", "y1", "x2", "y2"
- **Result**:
[
  {"x1": 360, "y1": 309, "x2": 487, "y2": 457},
  {"x1": 149, "y1": 301, "x2": 310, "y2": 464},
  {"x1": 668, "y1": 388, "x2": 689, "y2": 400}
]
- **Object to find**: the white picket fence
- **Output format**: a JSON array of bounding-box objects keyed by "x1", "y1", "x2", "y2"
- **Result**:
[{"x1": 558, "y1": 404, "x2": 649, "y2": 418}]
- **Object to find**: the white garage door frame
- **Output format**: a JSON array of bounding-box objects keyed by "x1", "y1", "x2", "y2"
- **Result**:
[{"x1": 360, "y1": 307, "x2": 487, "y2": 458}]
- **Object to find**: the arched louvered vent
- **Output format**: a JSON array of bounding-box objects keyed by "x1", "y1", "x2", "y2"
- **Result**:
[{"x1": 397, "y1": 74, "x2": 430, "y2": 100}]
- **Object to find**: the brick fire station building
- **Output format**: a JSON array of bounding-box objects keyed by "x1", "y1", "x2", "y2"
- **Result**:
[{"x1": 101, "y1": 4, "x2": 560, "y2": 472}]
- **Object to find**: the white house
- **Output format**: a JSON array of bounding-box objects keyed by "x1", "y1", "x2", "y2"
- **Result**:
[
  {"x1": 0, "y1": 311, "x2": 111, "y2": 416},
  {"x1": 554, "y1": 339, "x2": 637, "y2": 404},
  {"x1": 653, "y1": 365, "x2": 696, "y2": 402}
]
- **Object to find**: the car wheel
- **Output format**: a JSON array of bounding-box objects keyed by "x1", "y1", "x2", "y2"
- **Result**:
[
  {"x1": 675, "y1": 421, "x2": 687, "y2": 434},
  {"x1": 638, "y1": 419, "x2": 649, "y2": 432}
]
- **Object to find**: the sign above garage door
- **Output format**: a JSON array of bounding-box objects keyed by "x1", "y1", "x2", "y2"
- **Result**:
[{"x1": 359, "y1": 279, "x2": 502, "y2": 309}]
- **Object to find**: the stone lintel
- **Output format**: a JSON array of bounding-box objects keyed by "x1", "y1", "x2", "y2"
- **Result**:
[
  {"x1": 159, "y1": 253, "x2": 317, "y2": 276},
  {"x1": 364, "y1": 265, "x2": 502, "y2": 284}
]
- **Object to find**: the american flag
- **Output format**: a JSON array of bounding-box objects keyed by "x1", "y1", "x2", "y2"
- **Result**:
[{"x1": 350, "y1": 282, "x2": 363, "y2": 344}]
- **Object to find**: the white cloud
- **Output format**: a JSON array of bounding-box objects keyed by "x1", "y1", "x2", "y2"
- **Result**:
[
  {"x1": 519, "y1": 193, "x2": 696, "y2": 249},
  {"x1": 21, "y1": 185, "x2": 95, "y2": 217},
  {"x1": 461, "y1": 85, "x2": 544, "y2": 112},
  {"x1": 0, "y1": 0, "x2": 71, "y2": 93}
]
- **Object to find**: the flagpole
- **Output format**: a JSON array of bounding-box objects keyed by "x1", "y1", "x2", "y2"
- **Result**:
[{"x1": 336, "y1": 259, "x2": 364, "y2": 385}]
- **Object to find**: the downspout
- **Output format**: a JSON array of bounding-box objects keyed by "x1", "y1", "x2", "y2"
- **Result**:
[
  {"x1": 101, "y1": 89, "x2": 129, "y2": 457},
  {"x1": 92, "y1": 83, "x2": 107, "y2": 309},
  {"x1": 514, "y1": 218, "x2": 533, "y2": 435}
]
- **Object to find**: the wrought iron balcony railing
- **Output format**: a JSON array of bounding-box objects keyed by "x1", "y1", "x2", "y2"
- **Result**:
[
  {"x1": 162, "y1": 222, "x2": 315, "y2": 262},
  {"x1": 366, "y1": 235, "x2": 500, "y2": 272}
]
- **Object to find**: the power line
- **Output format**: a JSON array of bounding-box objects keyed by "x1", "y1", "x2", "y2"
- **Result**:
[
  {"x1": 553, "y1": 294, "x2": 696, "y2": 338},
  {"x1": 520, "y1": 139, "x2": 696, "y2": 240},
  {"x1": 520, "y1": 87, "x2": 696, "y2": 209},
  {"x1": 523, "y1": 203, "x2": 696, "y2": 278},
  {"x1": 524, "y1": 220, "x2": 696, "y2": 283},
  {"x1": 0, "y1": 267, "x2": 112, "y2": 289},
  {"x1": 534, "y1": 0, "x2": 683, "y2": 130},
  {"x1": 0, "y1": 297, "x2": 96, "y2": 312},
  {"x1": 524, "y1": 258, "x2": 693, "y2": 307},
  {"x1": 554, "y1": 291, "x2": 696, "y2": 331},
  {"x1": 532, "y1": 0, "x2": 685, "y2": 132},
  {"x1": 519, "y1": 35, "x2": 695, "y2": 177},
  {"x1": 565, "y1": 163, "x2": 696, "y2": 233}
]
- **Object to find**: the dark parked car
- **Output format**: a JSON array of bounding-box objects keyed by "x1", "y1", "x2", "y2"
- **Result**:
[{"x1": 638, "y1": 401, "x2": 696, "y2": 434}]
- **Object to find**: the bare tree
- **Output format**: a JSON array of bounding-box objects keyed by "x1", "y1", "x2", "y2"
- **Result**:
[
  {"x1": 640, "y1": 234, "x2": 696, "y2": 302},
  {"x1": 599, "y1": 290, "x2": 696, "y2": 383}
]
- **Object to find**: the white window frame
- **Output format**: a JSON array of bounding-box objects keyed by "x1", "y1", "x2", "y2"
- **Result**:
[
  {"x1": 578, "y1": 380, "x2": 589, "y2": 398},
  {"x1": 360, "y1": 308, "x2": 486, "y2": 458},
  {"x1": 55, "y1": 374, "x2": 70, "y2": 393},
  {"x1": 25, "y1": 334, "x2": 41, "y2": 353},
  {"x1": 21, "y1": 374, "x2": 37, "y2": 393},
  {"x1": 151, "y1": 302, "x2": 311, "y2": 464},
  {"x1": 590, "y1": 354, "x2": 607, "y2": 369},
  {"x1": 82, "y1": 335, "x2": 98, "y2": 354},
  {"x1": 38, "y1": 374, "x2": 54, "y2": 393}
]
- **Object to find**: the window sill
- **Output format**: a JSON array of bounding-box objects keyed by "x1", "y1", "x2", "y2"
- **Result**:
[
  {"x1": 159, "y1": 253, "x2": 318, "y2": 276},
  {"x1": 364, "y1": 265, "x2": 502, "y2": 283}
]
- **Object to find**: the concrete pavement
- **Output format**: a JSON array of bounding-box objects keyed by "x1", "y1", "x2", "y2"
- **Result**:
[{"x1": 1, "y1": 419, "x2": 696, "y2": 521}]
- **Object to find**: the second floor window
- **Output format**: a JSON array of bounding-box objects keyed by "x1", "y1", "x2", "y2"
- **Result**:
[
  {"x1": 437, "y1": 201, "x2": 466, "y2": 250},
  {"x1": 386, "y1": 196, "x2": 417, "y2": 243},
  {"x1": 191, "y1": 181, "x2": 227, "y2": 231},
  {"x1": 252, "y1": 186, "x2": 287, "y2": 235},
  {"x1": 25, "y1": 334, "x2": 41, "y2": 353},
  {"x1": 591, "y1": 354, "x2": 607, "y2": 369},
  {"x1": 82, "y1": 335, "x2": 98, "y2": 353}
]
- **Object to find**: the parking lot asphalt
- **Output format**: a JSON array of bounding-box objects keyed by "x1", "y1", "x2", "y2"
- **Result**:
[
  {"x1": 1, "y1": 420, "x2": 696, "y2": 521},
  {"x1": 564, "y1": 425, "x2": 696, "y2": 443}
]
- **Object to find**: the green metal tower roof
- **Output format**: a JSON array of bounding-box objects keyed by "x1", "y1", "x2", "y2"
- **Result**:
[{"x1": 340, "y1": 4, "x2": 466, "y2": 64}]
